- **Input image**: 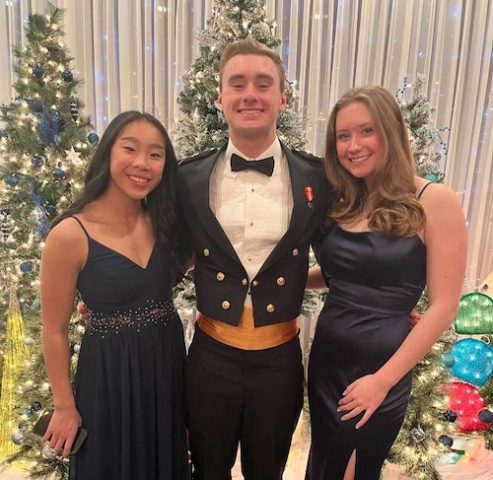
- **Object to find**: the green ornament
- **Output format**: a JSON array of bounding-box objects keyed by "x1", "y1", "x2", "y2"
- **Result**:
[{"x1": 454, "y1": 292, "x2": 493, "y2": 334}]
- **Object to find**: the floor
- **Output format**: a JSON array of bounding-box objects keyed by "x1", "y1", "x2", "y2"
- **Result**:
[
  {"x1": 230, "y1": 410, "x2": 493, "y2": 480},
  {"x1": 2, "y1": 411, "x2": 492, "y2": 479}
]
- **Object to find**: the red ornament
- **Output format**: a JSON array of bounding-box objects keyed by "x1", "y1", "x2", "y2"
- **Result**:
[
  {"x1": 304, "y1": 186, "x2": 314, "y2": 203},
  {"x1": 448, "y1": 381, "x2": 490, "y2": 433}
]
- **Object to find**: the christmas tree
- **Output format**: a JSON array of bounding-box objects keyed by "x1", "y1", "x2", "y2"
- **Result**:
[
  {"x1": 0, "y1": 4, "x2": 94, "y2": 476},
  {"x1": 174, "y1": 0, "x2": 306, "y2": 157},
  {"x1": 388, "y1": 291, "x2": 456, "y2": 479},
  {"x1": 0, "y1": 5, "x2": 95, "y2": 316},
  {"x1": 397, "y1": 74, "x2": 448, "y2": 183},
  {"x1": 388, "y1": 76, "x2": 465, "y2": 479},
  {"x1": 392, "y1": 79, "x2": 492, "y2": 477}
]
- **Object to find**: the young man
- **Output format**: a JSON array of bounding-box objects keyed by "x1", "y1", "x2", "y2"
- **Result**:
[{"x1": 178, "y1": 38, "x2": 331, "y2": 480}]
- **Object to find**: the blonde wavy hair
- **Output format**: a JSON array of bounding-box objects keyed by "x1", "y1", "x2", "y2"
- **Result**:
[{"x1": 324, "y1": 85, "x2": 425, "y2": 237}]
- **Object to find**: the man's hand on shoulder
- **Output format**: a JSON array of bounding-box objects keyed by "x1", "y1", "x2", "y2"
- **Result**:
[{"x1": 77, "y1": 302, "x2": 89, "y2": 324}]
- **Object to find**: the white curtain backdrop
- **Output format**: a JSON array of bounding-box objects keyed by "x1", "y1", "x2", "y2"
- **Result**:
[{"x1": 1, "y1": 0, "x2": 492, "y2": 286}]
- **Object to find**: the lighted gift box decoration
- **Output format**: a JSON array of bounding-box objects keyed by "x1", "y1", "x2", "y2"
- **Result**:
[
  {"x1": 440, "y1": 292, "x2": 493, "y2": 436},
  {"x1": 454, "y1": 292, "x2": 493, "y2": 334},
  {"x1": 441, "y1": 338, "x2": 493, "y2": 387},
  {"x1": 447, "y1": 382, "x2": 491, "y2": 433}
]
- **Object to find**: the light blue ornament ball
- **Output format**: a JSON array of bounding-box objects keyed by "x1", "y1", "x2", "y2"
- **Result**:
[
  {"x1": 448, "y1": 338, "x2": 493, "y2": 387},
  {"x1": 424, "y1": 173, "x2": 438, "y2": 183}
]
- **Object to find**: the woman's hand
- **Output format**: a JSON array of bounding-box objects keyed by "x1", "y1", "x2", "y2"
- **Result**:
[
  {"x1": 337, "y1": 374, "x2": 391, "y2": 429},
  {"x1": 42, "y1": 406, "x2": 82, "y2": 458}
]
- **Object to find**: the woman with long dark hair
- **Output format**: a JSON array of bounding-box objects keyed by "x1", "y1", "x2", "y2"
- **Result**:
[{"x1": 40, "y1": 111, "x2": 189, "y2": 479}]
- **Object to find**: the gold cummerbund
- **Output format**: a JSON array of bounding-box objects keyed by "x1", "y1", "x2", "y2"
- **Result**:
[{"x1": 197, "y1": 307, "x2": 298, "y2": 350}]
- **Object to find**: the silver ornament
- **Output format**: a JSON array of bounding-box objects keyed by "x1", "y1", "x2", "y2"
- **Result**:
[
  {"x1": 11, "y1": 430, "x2": 25, "y2": 445},
  {"x1": 251, "y1": 22, "x2": 271, "y2": 39},
  {"x1": 24, "y1": 337, "x2": 35, "y2": 346},
  {"x1": 411, "y1": 426, "x2": 426, "y2": 443},
  {"x1": 41, "y1": 443, "x2": 58, "y2": 460}
]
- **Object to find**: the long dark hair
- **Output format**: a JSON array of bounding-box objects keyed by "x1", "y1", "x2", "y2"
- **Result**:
[{"x1": 53, "y1": 111, "x2": 181, "y2": 257}]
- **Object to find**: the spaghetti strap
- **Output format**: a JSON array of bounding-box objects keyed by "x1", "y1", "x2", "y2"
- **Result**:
[
  {"x1": 69, "y1": 215, "x2": 91, "y2": 240},
  {"x1": 417, "y1": 182, "x2": 433, "y2": 199}
]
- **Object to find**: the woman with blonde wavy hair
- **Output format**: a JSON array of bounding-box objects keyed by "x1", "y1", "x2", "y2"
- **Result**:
[{"x1": 306, "y1": 85, "x2": 467, "y2": 480}]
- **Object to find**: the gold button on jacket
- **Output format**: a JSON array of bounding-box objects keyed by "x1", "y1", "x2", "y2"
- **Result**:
[
  {"x1": 276, "y1": 277, "x2": 286, "y2": 286},
  {"x1": 203, "y1": 248, "x2": 210, "y2": 257},
  {"x1": 222, "y1": 300, "x2": 231, "y2": 310},
  {"x1": 266, "y1": 304, "x2": 275, "y2": 313},
  {"x1": 216, "y1": 272, "x2": 225, "y2": 281}
]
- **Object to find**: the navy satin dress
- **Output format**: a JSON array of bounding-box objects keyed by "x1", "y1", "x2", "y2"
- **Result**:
[{"x1": 306, "y1": 225, "x2": 427, "y2": 480}]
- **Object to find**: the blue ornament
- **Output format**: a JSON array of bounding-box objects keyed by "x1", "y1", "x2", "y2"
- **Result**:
[
  {"x1": 31, "y1": 155, "x2": 44, "y2": 167},
  {"x1": 28, "y1": 184, "x2": 49, "y2": 238},
  {"x1": 443, "y1": 410, "x2": 457, "y2": 422},
  {"x1": 0, "y1": 129, "x2": 7, "y2": 139},
  {"x1": 438, "y1": 435, "x2": 454, "y2": 447},
  {"x1": 39, "y1": 112, "x2": 64, "y2": 146},
  {"x1": 52, "y1": 112, "x2": 64, "y2": 134},
  {"x1": 53, "y1": 167, "x2": 66, "y2": 180},
  {"x1": 424, "y1": 173, "x2": 439, "y2": 183},
  {"x1": 440, "y1": 352, "x2": 455, "y2": 369},
  {"x1": 88, "y1": 132, "x2": 99, "y2": 144},
  {"x1": 446, "y1": 338, "x2": 493, "y2": 387},
  {"x1": 5, "y1": 175, "x2": 19, "y2": 187},
  {"x1": 62, "y1": 68, "x2": 73, "y2": 82},
  {"x1": 32, "y1": 298, "x2": 41, "y2": 310},
  {"x1": 31, "y1": 401, "x2": 42, "y2": 411},
  {"x1": 39, "y1": 113, "x2": 56, "y2": 145},
  {"x1": 28, "y1": 99, "x2": 43, "y2": 113},
  {"x1": 478, "y1": 409, "x2": 493, "y2": 424},
  {"x1": 32, "y1": 64, "x2": 45, "y2": 80},
  {"x1": 20, "y1": 261, "x2": 33, "y2": 273},
  {"x1": 44, "y1": 203, "x2": 56, "y2": 215}
]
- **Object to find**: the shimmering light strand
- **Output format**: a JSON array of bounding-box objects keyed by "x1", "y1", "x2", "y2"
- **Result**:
[{"x1": 0, "y1": 284, "x2": 29, "y2": 458}]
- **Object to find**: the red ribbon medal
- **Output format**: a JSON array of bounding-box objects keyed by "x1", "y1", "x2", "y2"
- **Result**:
[{"x1": 304, "y1": 186, "x2": 314, "y2": 208}]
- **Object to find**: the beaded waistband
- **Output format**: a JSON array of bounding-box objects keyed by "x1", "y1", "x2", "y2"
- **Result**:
[{"x1": 86, "y1": 299, "x2": 176, "y2": 335}]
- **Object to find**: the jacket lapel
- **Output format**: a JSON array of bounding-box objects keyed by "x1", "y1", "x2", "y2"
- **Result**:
[{"x1": 187, "y1": 147, "x2": 243, "y2": 264}]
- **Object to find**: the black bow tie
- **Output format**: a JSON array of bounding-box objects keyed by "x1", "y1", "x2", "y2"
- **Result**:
[{"x1": 230, "y1": 153, "x2": 275, "y2": 177}]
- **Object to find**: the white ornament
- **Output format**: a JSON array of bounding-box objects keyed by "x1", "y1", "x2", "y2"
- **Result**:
[
  {"x1": 41, "y1": 443, "x2": 57, "y2": 460},
  {"x1": 65, "y1": 147, "x2": 82, "y2": 166}
]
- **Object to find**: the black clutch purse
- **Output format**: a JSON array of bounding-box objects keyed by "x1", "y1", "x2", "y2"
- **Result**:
[{"x1": 33, "y1": 411, "x2": 87, "y2": 455}]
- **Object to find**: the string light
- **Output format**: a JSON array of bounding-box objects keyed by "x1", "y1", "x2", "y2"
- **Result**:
[{"x1": 0, "y1": 286, "x2": 29, "y2": 457}]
